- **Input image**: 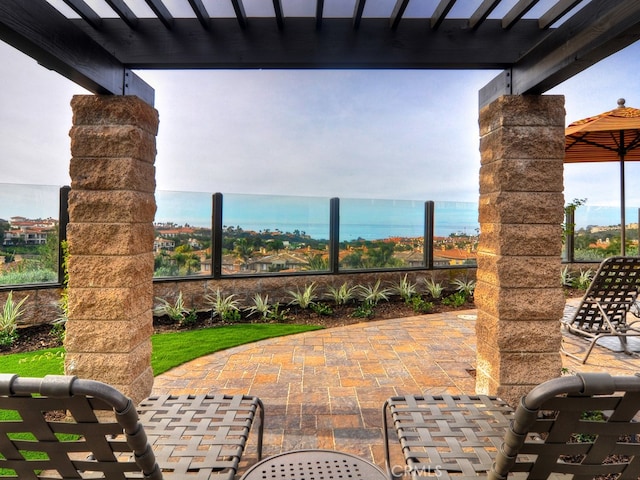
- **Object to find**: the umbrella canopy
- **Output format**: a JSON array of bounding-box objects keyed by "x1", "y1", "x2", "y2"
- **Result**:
[{"x1": 565, "y1": 98, "x2": 640, "y2": 255}]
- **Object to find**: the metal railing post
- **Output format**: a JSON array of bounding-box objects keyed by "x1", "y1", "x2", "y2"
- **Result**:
[
  {"x1": 58, "y1": 186, "x2": 70, "y2": 284},
  {"x1": 424, "y1": 201, "x2": 434, "y2": 270},
  {"x1": 329, "y1": 198, "x2": 340, "y2": 274},
  {"x1": 212, "y1": 193, "x2": 223, "y2": 279},
  {"x1": 564, "y1": 208, "x2": 575, "y2": 263}
]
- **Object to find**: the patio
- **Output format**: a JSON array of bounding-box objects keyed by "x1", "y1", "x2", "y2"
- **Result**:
[{"x1": 151, "y1": 301, "x2": 640, "y2": 477}]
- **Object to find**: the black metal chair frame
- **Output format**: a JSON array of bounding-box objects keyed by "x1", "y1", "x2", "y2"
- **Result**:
[
  {"x1": 0, "y1": 374, "x2": 264, "y2": 480},
  {"x1": 383, "y1": 373, "x2": 640, "y2": 480},
  {"x1": 561, "y1": 256, "x2": 640, "y2": 364}
]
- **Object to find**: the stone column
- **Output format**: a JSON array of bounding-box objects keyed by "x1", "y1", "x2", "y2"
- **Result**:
[
  {"x1": 66, "y1": 95, "x2": 159, "y2": 404},
  {"x1": 475, "y1": 95, "x2": 565, "y2": 406}
]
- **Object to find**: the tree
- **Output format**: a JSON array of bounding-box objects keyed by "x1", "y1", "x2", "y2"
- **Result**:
[
  {"x1": 233, "y1": 238, "x2": 254, "y2": 263},
  {"x1": 304, "y1": 253, "x2": 328, "y2": 271}
]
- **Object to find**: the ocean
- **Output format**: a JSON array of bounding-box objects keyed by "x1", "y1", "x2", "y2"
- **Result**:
[
  {"x1": 0, "y1": 184, "x2": 632, "y2": 240},
  {"x1": 155, "y1": 192, "x2": 479, "y2": 240}
]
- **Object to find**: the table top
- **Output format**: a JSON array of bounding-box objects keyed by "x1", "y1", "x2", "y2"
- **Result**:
[{"x1": 240, "y1": 449, "x2": 388, "y2": 480}]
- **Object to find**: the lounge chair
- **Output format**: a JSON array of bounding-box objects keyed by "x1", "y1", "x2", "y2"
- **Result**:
[
  {"x1": 561, "y1": 256, "x2": 640, "y2": 363},
  {"x1": 383, "y1": 372, "x2": 640, "y2": 480},
  {"x1": 0, "y1": 374, "x2": 264, "y2": 479}
]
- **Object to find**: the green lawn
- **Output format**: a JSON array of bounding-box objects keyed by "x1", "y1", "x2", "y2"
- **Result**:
[
  {"x1": 0, "y1": 323, "x2": 322, "y2": 474},
  {"x1": 0, "y1": 323, "x2": 322, "y2": 378}
]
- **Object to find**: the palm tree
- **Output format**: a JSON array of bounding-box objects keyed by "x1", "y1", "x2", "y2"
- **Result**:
[{"x1": 233, "y1": 238, "x2": 254, "y2": 263}]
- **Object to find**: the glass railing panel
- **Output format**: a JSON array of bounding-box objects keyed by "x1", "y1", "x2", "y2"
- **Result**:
[
  {"x1": 0, "y1": 184, "x2": 61, "y2": 286},
  {"x1": 221, "y1": 193, "x2": 331, "y2": 275},
  {"x1": 572, "y1": 204, "x2": 638, "y2": 261},
  {"x1": 433, "y1": 201, "x2": 478, "y2": 268},
  {"x1": 339, "y1": 198, "x2": 424, "y2": 270},
  {"x1": 154, "y1": 190, "x2": 212, "y2": 277}
]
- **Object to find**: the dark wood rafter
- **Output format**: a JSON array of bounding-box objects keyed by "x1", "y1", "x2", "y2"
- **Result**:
[
  {"x1": 0, "y1": 0, "x2": 638, "y2": 108},
  {"x1": 538, "y1": 0, "x2": 582, "y2": 29},
  {"x1": 0, "y1": 0, "x2": 154, "y2": 104},
  {"x1": 480, "y1": 0, "x2": 640, "y2": 106},
  {"x1": 469, "y1": 0, "x2": 501, "y2": 30},
  {"x1": 231, "y1": 0, "x2": 248, "y2": 29},
  {"x1": 187, "y1": 0, "x2": 210, "y2": 30},
  {"x1": 68, "y1": 18, "x2": 550, "y2": 69},
  {"x1": 431, "y1": 0, "x2": 456, "y2": 30},
  {"x1": 502, "y1": 0, "x2": 540, "y2": 30},
  {"x1": 104, "y1": 0, "x2": 139, "y2": 29},
  {"x1": 511, "y1": 0, "x2": 640, "y2": 94},
  {"x1": 315, "y1": 0, "x2": 324, "y2": 30},
  {"x1": 390, "y1": 0, "x2": 410, "y2": 30},
  {"x1": 144, "y1": 0, "x2": 175, "y2": 30},
  {"x1": 352, "y1": 0, "x2": 366, "y2": 30},
  {"x1": 60, "y1": 0, "x2": 102, "y2": 29},
  {"x1": 273, "y1": 0, "x2": 284, "y2": 30}
]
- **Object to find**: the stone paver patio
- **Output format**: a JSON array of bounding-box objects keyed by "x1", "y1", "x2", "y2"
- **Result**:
[{"x1": 151, "y1": 303, "x2": 640, "y2": 477}]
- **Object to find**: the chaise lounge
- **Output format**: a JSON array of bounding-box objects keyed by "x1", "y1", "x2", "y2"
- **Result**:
[{"x1": 561, "y1": 256, "x2": 640, "y2": 364}]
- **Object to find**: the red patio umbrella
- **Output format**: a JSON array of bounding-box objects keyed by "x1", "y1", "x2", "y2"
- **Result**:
[{"x1": 565, "y1": 98, "x2": 640, "y2": 255}]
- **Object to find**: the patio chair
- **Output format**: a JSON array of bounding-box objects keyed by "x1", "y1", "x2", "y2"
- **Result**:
[
  {"x1": 489, "y1": 372, "x2": 640, "y2": 480},
  {"x1": 0, "y1": 374, "x2": 264, "y2": 480},
  {"x1": 561, "y1": 256, "x2": 640, "y2": 363},
  {"x1": 383, "y1": 372, "x2": 640, "y2": 480}
]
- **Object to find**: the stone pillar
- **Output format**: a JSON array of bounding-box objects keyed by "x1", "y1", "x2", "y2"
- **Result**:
[
  {"x1": 65, "y1": 95, "x2": 159, "y2": 404},
  {"x1": 475, "y1": 95, "x2": 565, "y2": 406}
]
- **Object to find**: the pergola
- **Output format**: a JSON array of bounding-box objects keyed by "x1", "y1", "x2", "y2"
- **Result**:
[{"x1": 2, "y1": 0, "x2": 640, "y2": 404}]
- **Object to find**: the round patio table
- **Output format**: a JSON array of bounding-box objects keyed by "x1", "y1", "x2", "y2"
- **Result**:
[{"x1": 240, "y1": 449, "x2": 387, "y2": 480}]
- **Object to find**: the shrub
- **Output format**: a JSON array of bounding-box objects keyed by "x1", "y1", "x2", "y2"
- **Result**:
[
  {"x1": 1, "y1": 291, "x2": 28, "y2": 347},
  {"x1": 269, "y1": 303, "x2": 289, "y2": 322},
  {"x1": 452, "y1": 278, "x2": 476, "y2": 298},
  {"x1": 287, "y1": 283, "x2": 317, "y2": 309},
  {"x1": 205, "y1": 289, "x2": 241, "y2": 322},
  {"x1": 357, "y1": 279, "x2": 391, "y2": 306},
  {"x1": 560, "y1": 265, "x2": 573, "y2": 287},
  {"x1": 351, "y1": 302, "x2": 375, "y2": 319},
  {"x1": 572, "y1": 269, "x2": 593, "y2": 290},
  {"x1": 442, "y1": 291, "x2": 467, "y2": 307},
  {"x1": 393, "y1": 274, "x2": 417, "y2": 302},
  {"x1": 154, "y1": 291, "x2": 197, "y2": 326},
  {"x1": 326, "y1": 282, "x2": 357, "y2": 305},
  {"x1": 311, "y1": 302, "x2": 333, "y2": 316},
  {"x1": 245, "y1": 293, "x2": 273, "y2": 321},
  {"x1": 409, "y1": 296, "x2": 433, "y2": 314},
  {"x1": 424, "y1": 279, "x2": 444, "y2": 299}
]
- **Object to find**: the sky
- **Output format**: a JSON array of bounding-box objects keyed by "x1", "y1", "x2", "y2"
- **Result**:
[{"x1": 2, "y1": 27, "x2": 640, "y2": 212}]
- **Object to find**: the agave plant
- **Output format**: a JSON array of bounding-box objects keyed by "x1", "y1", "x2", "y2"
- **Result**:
[
  {"x1": 356, "y1": 279, "x2": 391, "y2": 306},
  {"x1": 154, "y1": 291, "x2": 197, "y2": 325},
  {"x1": 424, "y1": 278, "x2": 444, "y2": 299},
  {"x1": 245, "y1": 293, "x2": 273, "y2": 320},
  {"x1": 393, "y1": 274, "x2": 417, "y2": 302},
  {"x1": 205, "y1": 289, "x2": 241, "y2": 321},
  {"x1": 452, "y1": 278, "x2": 476, "y2": 298},
  {"x1": 154, "y1": 291, "x2": 187, "y2": 320},
  {"x1": 287, "y1": 282, "x2": 317, "y2": 309},
  {"x1": 573, "y1": 268, "x2": 594, "y2": 290},
  {"x1": 0, "y1": 291, "x2": 28, "y2": 346},
  {"x1": 560, "y1": 265, "x2": 574, "y2": 287},
  {"x1": 325, "y1": 282, "x2": 357, "y2": 306}
]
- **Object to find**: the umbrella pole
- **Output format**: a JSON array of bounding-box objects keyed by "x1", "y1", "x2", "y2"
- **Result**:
[{"x1": 620, "y1": 145, "x2": 626, "y2": 256}]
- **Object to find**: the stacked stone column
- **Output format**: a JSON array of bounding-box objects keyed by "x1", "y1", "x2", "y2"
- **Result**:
[
  {"x1": 66, "y1": 95, "x2": 159, "y2": 404},
  {"x1": 475, "y1": 95, "x2": 566, "y2": 406}
]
